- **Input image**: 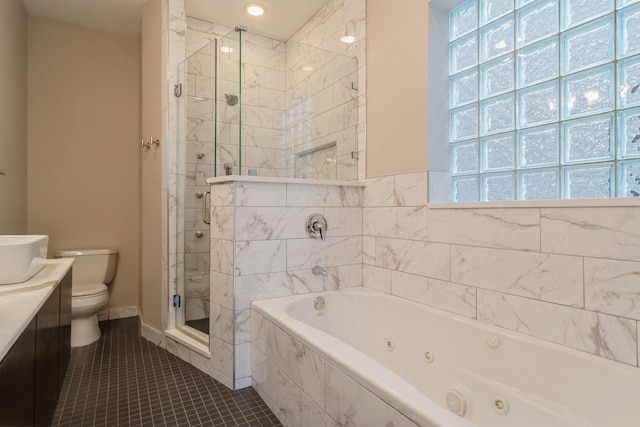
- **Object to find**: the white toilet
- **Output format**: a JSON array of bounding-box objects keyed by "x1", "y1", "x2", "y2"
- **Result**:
[{"x1": 55, "y1": 248, "x2": 118, "y2": 347}]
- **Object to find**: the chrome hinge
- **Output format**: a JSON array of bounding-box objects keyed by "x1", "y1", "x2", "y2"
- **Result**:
[{"x1": 172, "y1": 294, "x2": 181, "y2": 308}]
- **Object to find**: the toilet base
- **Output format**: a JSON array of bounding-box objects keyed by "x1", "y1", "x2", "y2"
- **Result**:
[{"x1": 71, "y1": 313, "x2": 102, "y2": 347}]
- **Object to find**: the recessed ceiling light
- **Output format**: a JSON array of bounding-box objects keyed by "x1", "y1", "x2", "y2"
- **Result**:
[
  {"x1": 220, "y1": 46, "x2": 234, "y2": 54},
  {"x1": 245, "y1": 3, "x2": 266, "y2": 16},
  {"x1": 302, "y1": 65, "x2": 314, "y2": 72},
  {"x1": 340, "y1": 35, "x2": 356, "y2": 44}
]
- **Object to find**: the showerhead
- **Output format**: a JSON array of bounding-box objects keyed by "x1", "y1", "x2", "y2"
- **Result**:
[{"x1": 225, "y1": 93, "x2": 238, "y2": 106}]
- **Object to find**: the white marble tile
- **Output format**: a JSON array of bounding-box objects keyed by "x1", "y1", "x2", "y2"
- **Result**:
[
  {"x1": 210, "y1": 336, "x2": 234, "y2": 378},
  {"x1": 541, "y1": 207, "x2": 640, "y2": 260},
  {"x1": 235, "y1": 309, "x2": 252, "y2": 345},
  {"x1": 394, "y1": 172, "x2": 428, "y2": 206},
  {"x1": 210, "y1": 271, "x2": 233, "y2": 309},
  {"x1": 187, "y1": 118, "x2": 215, "y2": 143},
  {"x1": 323, "y1": 264, "x2": 362, "y2": 290},
  {"x1": 363, "y1": 265, "x2": 391, "y2": 294},
  {"x1": 585, "y1": 258, "x2": 640, "y2": 320},
  {"x1": 235, "y1": 342, "x2": 252, "y2": 380},
  {"x1": 451, "y1": 246, "x2": 584, "y2": 307},
  {"x1": 235, "y1": 271, "x2": 323, "y2": 310},
  {"x1": 236, "y1": 182, "x2": 286, "y2": 207},
  {"x1": 287, "y1": 184, "x2": 362, "y2": 207},
  {"x1": 323, "y1": 207, "x2": 362, "y2": 237},
  {"x1": 392, "y1": 271, "x2": 476, "y2": 319},
  {"x1": 108, "y1": 306, "x2": 138, "y2": 320},
  {"x1": 187, "y1": 16, "x2": 213, "y2": 33},
  {"x1": 363, "y1": 176, "x2": 395, "y2": 207},
  {"x1": 325, "y1": 363, "x2": 418, "y2": 427},
  {"x1": 251, "y1": 310, "x2": 267, "y2": 352},
  {"x1": 185, "y1": 298, "x2": 207, "y2": 322},
  {"x1": 266, "y1": 322, "x2": 326, "y2": 408},
  {"x1": 210, "y1": 303, "x2": 222, "y2": 339},
  {"x1": 236, "y1": 207, "x2": 317, "y2": 241},
  {"x1": 235, "y1": 240, "x2": 286, "y2": 276},
  {"x1": 185, "y1": 230, "x2": 209, "y2": 253},
  {"x1": 220, "y1": 307, "x2": 233, "y2": 343},
  {"x1": 375, "y1": 238, "x2": 450, "y2": 281},
  {"x1": 429, "y1": 208, "x2": 541, "y2": 251},
  {"x1": 477, "y1": 290, "x2": 638, "y2": 365},
  {"x1": 363, "y1": 236, "x2": 375, "y2": 265},
  {"x1": 363, "y1": 207, "x2": 429, "y2": 240},
  {"x1": 258, "y1": 358, "x2": 333, "y2": 427},
  {"x1": 287, "y1": 236, "x2": 362, "y2": 270},
  {"x1": 210, "y1": 207, "x2": 233, "y2": 240},
  {"x1": 211, "y1": 183, "x2": 234, "y2": 206}
]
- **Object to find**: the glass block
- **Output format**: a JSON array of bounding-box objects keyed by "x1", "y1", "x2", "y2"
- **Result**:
[
  {"x1": 561, "y1": 16, "x2": 614, "y2": 75},
  {"x1": 481, "y1": 133, "x2": 515, "y2": 171},
  {"x1": 453, "y1": 176, "x2": 479, "y2": 201},
  {"x1": 617, "y1": 107, "x2": 640, "y2": 159},
  {"x1": 562, "y1": 163, "x2": 614, "y2": 198},
  {"x1": 451, "y1": 105, "x2": 479, "y2": 141},
  {"x1": 517, "y1": 124, "x2": 560, "y2": 168},
  {"x1": 562, "y1": 65, "x2": 614, "y2": 119},
  {"x1": 516, "y1": 0, "x2": 536, "y2": 7},
  {"x1": 517, "y1": 37, "x2": 559, "y2": 88},
  {"x1": 451, "y1": 140, "x2": 479, "y2": 174},
  {"x1": 481, "y1": 55, "x2": 514, "y2": 98},
  {"x1": 618, "y1": 0, "x2": 640, "y2": 9},
  {"x1": 617, "y1": 56, "x2": 640, "y2": 109},
  {"x1": 481, "y1": 172, "x2": 515, "y2": 200},
  {"x1": 480, "y1": 16, "x2": 514, "y2": 62},
  {"x1": 516, "y1": 0, "x2": 558, "y2": 48},
  {"x1": 617, "y1": 160, "x2": 640, "y2": 196},
  {"x1": 561, "y1": 0, "x2": 614, "y2": 30},
  {"x1": 450, "y1": 34, "x2": 479, "y2": 75},
  {"x1": 450, "y1": 0, "x2": 479, "y2": 41},
  {"x1": 481, "y1": 94, "x2": 515, "y2": 135},
  {"x1": 450, "y1": 69, "x2": 479, "y2": 108},
  {"x1": 617, "y1": 4, "x2": 640, "y2": 59},
  {"x1": 562, "y1": 113, "x2": 614, "y2": 163},
  {"x1": 518, "y1": 81, "x2": 559, "y2": 128},
  {"x1": 481, "y1": 0, "x2": 514, "y2": 24},
  {"x1": 518, "y1": 169, "x2": 559, "y2": 199}
]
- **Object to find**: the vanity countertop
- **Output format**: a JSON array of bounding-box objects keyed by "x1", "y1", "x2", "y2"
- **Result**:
[
  {"x1": 0, "y1": 259, "x2": 73, "y2": 361},
  {"x1": 206, "y1": 175, "x2": 365, "y2": 186}
]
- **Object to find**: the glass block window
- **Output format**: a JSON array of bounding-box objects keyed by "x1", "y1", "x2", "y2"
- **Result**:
[{"x1": 449, "y1": 0, "x2": 640, "y2": 201}]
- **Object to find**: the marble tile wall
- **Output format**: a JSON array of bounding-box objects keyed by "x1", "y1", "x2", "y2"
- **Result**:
[
  {"x1": 251, "y1": 310, "x2": 418, "y2": 427},
  {"x1": 211, "y1": 180, "x2": 363, "y2": 389},
  {"x1": 362, "y1": 171, "x2": 640, "y2": 369}
]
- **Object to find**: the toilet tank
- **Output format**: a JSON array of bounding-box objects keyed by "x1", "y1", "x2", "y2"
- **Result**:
[{"x1": 55, "y1": 248, "x2": 118, "y2": 285}]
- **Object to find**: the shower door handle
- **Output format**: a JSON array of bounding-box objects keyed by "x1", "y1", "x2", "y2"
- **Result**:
[{"x1": 202, "y1": 191, "x2": 211, "y2": 225}]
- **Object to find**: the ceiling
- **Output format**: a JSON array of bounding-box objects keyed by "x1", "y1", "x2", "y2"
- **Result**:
[
  {"x1": 187, "y1": 0, "x2": 330, "y2": 40},
  {"x1": 22, "y1": 0, "x2": 331, "y2": 41}
]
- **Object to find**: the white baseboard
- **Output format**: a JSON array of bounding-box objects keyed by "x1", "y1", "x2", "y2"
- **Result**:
[
  {"x1": 141, "y1": 321, "x2": 165, "y2": 347},
  {"x1": 110, "y1": 306, "x2": 138, "y2": 319}
]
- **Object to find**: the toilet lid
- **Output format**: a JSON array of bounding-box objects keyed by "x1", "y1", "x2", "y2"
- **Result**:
[{"x1": 73, "y1": 282, "x2": 108, "y2": 297}]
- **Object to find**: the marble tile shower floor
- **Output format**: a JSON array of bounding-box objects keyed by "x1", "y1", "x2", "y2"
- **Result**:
[{"x1": 52, "y1": 317, "x2": 282, "y2": 427}]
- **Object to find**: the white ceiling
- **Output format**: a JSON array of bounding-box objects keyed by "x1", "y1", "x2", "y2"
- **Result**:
[
  {"x1": 22, "y1": 0, "x2": 331, "y2": 41},
  {"x1": 186, "y1": 0, "x2": 330, "y2": 41}
]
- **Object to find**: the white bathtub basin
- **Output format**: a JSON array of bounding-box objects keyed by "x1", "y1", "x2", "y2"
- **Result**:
[{"x1": 0, "y1": 235, "x2": 49, "y2": 285}]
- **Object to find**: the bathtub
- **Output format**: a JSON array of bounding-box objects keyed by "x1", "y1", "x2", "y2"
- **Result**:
[{"x1": 251, "y1": 287, "x2": 640, "y2": 427}]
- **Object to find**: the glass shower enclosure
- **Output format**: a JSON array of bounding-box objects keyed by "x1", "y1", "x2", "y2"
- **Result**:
[{"x1": 174, "y1": 28, "x2": 359, "y2": 342}]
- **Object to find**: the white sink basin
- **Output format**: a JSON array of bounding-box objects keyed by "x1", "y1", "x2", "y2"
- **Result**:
[{"x1": 0, "y1": 235, "x2": 49, "y2": 285}]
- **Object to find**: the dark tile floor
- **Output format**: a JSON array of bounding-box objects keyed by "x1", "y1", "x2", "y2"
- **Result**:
[
  {"x1": 186, "y1": 318, "x2": 210, "y2": 335},
  {"x1": 52, "y1": 317, "x2": 282, "y2": 427}
]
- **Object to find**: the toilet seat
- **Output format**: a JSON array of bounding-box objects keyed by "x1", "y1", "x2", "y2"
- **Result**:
[{"x1": 73, "y1": 282, "x2": 108, "y2": 298}]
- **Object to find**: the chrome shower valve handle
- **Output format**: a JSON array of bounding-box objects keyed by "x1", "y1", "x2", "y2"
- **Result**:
[{"x1": 306, "y1": 214, "x2": 327, "y2": 241}]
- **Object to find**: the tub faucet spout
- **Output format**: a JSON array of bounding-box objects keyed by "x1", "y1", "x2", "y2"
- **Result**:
[{"x1": 312, "y1": 265, "x2": 328, "y2": 277}]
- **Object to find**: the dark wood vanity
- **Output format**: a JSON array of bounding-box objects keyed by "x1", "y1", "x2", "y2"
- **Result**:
[{"x1": 0, "y1": 268, "x2": 72, "y2": 426}]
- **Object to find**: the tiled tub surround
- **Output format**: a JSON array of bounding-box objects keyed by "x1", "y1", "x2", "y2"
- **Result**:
[
  {"x1": 363, "y1": 171, "x2": 640, "y2": 370},
  {"x1": 209, "y1": 176, "x2": 364, "y2": 389},
  {"x1": 252, "y1": 288, "x2": 640, "y2": 427}
]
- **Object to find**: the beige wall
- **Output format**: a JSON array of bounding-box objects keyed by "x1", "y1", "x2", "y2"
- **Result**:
[
  {"x1": 0, "y1": 0, "x2": 28, "y2": 234},
  {"x1": 139, "y1": 0, "x2": 164, "y2": 332},
  {"x1": 27, "y1": 16, "x2": 140, "y2": 312},
  {"x1": 366, "y1": 0, "x2": 429, "y2": 177}
]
